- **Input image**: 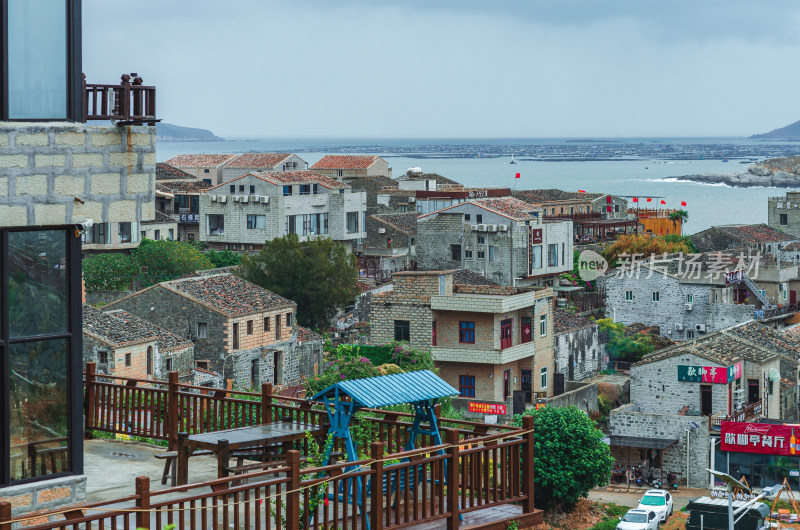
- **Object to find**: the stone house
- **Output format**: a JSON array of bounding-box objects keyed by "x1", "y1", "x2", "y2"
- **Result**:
[
  {"x1": 82, "y1": 305, "x2": 195, "y2": 381},
  {"x1": 512, "y1": 189, "x2": 594, "y2": 218},
  {"x1": 155, "y1": 162, "x2": 213, "y2": 242},
  {"x1": 553, "y1": 309, "x2": 604, "y2": 383},
  {"x1": 416, "y1": 188, "x2": 513, "y2": 215},
  {"x1": 163, "y1": 154, "x2": 237, "y2": 185},
  {"x1": 368, "y1": 270, "x2": 556, "y2": 413},
  {"x1": 364, "y1": 213, "x2": 417, "y2": 272},
  {"x1": 103, "y1": 272, "x2": 323, "y2": 390},
  {"x1": 221, "y1": 153, "x2": 308, "y2": 182},
  {"x1": 310, "y1": 155, "x2": 392, "y2": 184},
  {"x1": 376, "y1": 188, "x2": 420, "y2": 214},
  {"x1": 0, "y1": 0, "x2": 155, "y2": 511},
  {"x1": 140, "y1": 210, "x2": 178, "y2": 242},
  {"x1": 690, "y1": 224, "x2": 797, "y2": 257},
  {"x1": 609, "y1": 321, "x2": 800, "y2": 486},
  {"x1": 199, "y1": 171, "x2": 367, "y2": 253},
  {"x1": 768, "y1": 191, "x2": 800, "y2": 239},
  {"x1": 395, "y1": 170, "x2": 462, "y2": 188},
  {"x1": 348, "y1": 175, "x2": 399, "y2": 215},
  {"x1": 606, "y1": 253, "x2": 798, "y2": 342},
  {"x1": 416, "y1": 197, "x2": 573, "y2": 287}
]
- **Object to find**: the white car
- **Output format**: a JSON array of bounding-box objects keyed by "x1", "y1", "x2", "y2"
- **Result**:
[
  {"x1": 636, "y1": 489, "x2": 674, "y2": 522},
  {"x1": 616, "y1": 509, "x2": 660, "y2": 530}
]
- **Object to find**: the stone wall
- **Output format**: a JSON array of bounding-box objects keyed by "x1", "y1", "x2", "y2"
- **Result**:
[
  {"x1": 769, "y1": 193, "x2": 800, "y2": 239},
  {"x1": 84, "y1": 289, "x2": 135, "y2": 306},
  {"x1": 2, "y1": 475, "x2": 87, "y2": 526},
  {"x1": 545, "y1": 381, "x2": 599, "y2": 413},
  {"x1": 554, "y1": 324, "x2": 602, "y2": 382},
  {"x1": 230, "y1": 336, "x2": 323, "y2": 389},
  {"x1": 0, "y1": 123, "x2": 155, "y2": 227},
  {"x1": 416, "y1": 213, "x2": 464, "y2": 271},
  {"x1": 606, "y1": 272, "x2": 755, "y2": 341},
  {"x1": 609, "y1": 403, "x2": 709, "y2": 487}
]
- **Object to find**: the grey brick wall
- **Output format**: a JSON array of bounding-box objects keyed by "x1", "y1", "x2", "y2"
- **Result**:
[
  {"x1": 768, "y1": 192, "x2": 800, "y2": 239},
  {"x1": 0, "y1": 123, "x2": 155, "y2": 227},
  {"x1": 554, "y1": 325, "x2": 602, "y2": 382},
  {"x1": 230, "y1": 337, "x2": 322, "y2": 389}
]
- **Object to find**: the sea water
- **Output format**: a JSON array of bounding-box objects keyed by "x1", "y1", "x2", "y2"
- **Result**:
[{"x1": 157, "y1": 138, "x2": 800, "y2": 234}]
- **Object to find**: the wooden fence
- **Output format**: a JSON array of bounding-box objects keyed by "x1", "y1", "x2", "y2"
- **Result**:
[{"x1": 0, "y1": 366, "x2": 540, "y2": 530}]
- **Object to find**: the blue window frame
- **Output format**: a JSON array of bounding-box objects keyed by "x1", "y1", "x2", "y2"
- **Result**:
[
  {"x1": 459, "y1": 321, "x2": 475, "y2": 344},
  {"x1": 459, "y1": 375, "x2": 475, "y2": 398},
  {"x1": 283, "y1": 185, "x2": 292, "y2": 196}
]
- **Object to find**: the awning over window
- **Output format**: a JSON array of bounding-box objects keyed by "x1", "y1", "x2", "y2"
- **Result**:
[{"x1": 608, "y1": 435, "x2": 679, "y2": 450}]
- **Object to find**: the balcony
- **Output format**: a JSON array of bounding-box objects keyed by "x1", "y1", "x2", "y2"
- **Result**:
[
  {"x1": 431, "y1": 291, "x2": 538, "y2": 313},
  {"x1": 710, "y1": 400, "x2": 763, "y2": 430},
  {"x1": 432, "y1": 341, "x2": 535, "y2": 365},
  {"x1": 754, "y1": 304, "x2": 799, "y2": 320},
  {"x1": 83, "y1": 73, "x2": 157, "y2": 125}
]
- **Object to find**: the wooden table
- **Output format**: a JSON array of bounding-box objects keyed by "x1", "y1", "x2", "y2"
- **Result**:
[{"x1": 176, "y1": 421, "x2": 324, "y2": 485}]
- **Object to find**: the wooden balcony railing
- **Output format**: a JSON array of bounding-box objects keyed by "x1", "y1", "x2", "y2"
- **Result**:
[
  {"x1": 710, "y1": 400, "x2": 763, "y2": 430},
  {"x1": 83, "y1": 73, "x2": 157, "y2": 125}
]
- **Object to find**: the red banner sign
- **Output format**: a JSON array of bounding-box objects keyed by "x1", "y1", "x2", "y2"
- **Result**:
[
  {"x1": 720, "y1": 421, "x2": 800, "y2": 456},
  {"x1": 468, "y1": 402, "x2": 507, "y2": 415}
]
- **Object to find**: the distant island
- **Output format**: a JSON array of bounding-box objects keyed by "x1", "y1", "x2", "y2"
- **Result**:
[
  {"x1": 751, "y1": 119, "x2": 800, "y2": 139},
  {"x1": 673, "y1": 156, "x2": 800, "y2": 188},
  {"x1": 156, "y1": 123, "x2": 223, "y2": 142}
]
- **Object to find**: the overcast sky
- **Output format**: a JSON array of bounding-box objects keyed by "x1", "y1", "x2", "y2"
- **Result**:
[{"x1": 84, "y1": 1, "x2": 800, "y2": 138}]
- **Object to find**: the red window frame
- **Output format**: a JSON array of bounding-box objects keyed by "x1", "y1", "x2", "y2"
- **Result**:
[{"x1": 500, "y1": 318, "x2": 512, "y2": 349}]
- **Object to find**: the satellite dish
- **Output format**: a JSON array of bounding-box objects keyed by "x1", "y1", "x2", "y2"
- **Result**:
[{"x1": 707, "y1": 469, "x2": 750, "y2": 493}]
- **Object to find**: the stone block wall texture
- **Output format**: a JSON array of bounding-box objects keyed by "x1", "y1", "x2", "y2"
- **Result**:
[
  {"x1": 545, "y1": 381, "x2": 599, "y2": 413},
  {"x1": 606, "y1": 272, "x2": 755, "y2": 341},
  {"x1": 610, "y1": 403, "x2": 709, "y2": 487},
  {"x1": 554, "y1": 324, "x2": 602, "y2": 382},
  {"x1": 230, "y1": 337, "x2": 323, "y2": 389},
  {"x1": 0, "y1": 123, "x2": 155, "y2": 227},
  {"x1": 2, "y1": 475, "x2": 86, "y2": 524},
  {"x1": 769, "y1": 193, "x2": 800, "y2": 239}
]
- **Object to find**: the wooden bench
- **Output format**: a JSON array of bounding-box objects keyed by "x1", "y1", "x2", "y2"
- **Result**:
[{"x1": 155, "y1": 449, "x2": 213, "y2": 486}]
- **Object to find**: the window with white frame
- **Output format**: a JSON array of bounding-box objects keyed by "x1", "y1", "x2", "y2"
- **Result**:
[
  {"x1": 539, "y1": 314, "x2": 547, "y2": 336},
  {"x1": 540, "y1": 367, "x2": 547, "y2": 389}
]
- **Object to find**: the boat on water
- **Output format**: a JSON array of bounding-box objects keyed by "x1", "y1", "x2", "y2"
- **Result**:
[{"x1": 509, "y1": 154, "x2": 517, "y2": 165}]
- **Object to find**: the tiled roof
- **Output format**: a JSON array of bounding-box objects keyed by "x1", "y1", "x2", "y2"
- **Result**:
[
  {"x1": 452, "y1": 269, "x2": 499, "y2": 286},
  {"x1": 311, "y1": 155, "x2": 382, "y2": 170},
  {"x1": 554, "y1": 308, "x2": 596, "y2": 334},
  {"x1": 783, "y1": 241, "x2": 800, "y2": 251},
  {"x1": 83, "y1": 305, "x2": 192, "y2": 352},
  {"x1": 156, "y1": 180, "x2": 213, "y2": 194},
  {"x1": 513, "y1": 189, "x2": 594, "y2": 203},
  {"x1": 418, "y1": 196, "x2": 539, "y2": 222},
  {"x1": 142, "y1": 210, "x2": 176, "y2": 225},
  {"x1": 297, "y1": 326, "x2": 322, "y2": 343},
  {"x1": 638, "y1": 252, "x2": 739, "y2": 280},
  {"x1": 634, "y1": 321, "x2": 798, "y2": 367},
  {"x1": 156, "y1": 163, "x2": 195, "y2": 181},
  {"x1": 371, "y1": 213, "x2": 417, "y2": 235},
  {"x1": 707, "y1": 224, "x2": 795, "y2": 244},
  {"x1": 400, "y1": 172, "x2": 462, "y2": 186},
  {"x1": 165, "y1": 154, "x2": 237, "y2": 168},
  {"x1": 165, "y1": 273, "x2": 295, "y2": 317},
  {"x1": 349, "y1": 176, "x2": 399, "y2": 191},
  {"x1": 225, "y1": 153, "x2": 293, "y2": 169},
  {"x1": 207, "y1": 170, "x2": 348, "y2": 191}
]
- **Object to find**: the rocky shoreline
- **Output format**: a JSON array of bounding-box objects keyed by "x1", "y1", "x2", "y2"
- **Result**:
[{"x1": 673, "y1": 156, "x2": 800, "y2": 188}]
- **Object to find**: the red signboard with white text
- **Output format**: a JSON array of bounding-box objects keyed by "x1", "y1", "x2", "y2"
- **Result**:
[
  {"x1": 720, "y1": 421, "x2": 800, "y2": 456},
  {"x1": 468, "y1": 402, "x2": 507, "y2": 415}
]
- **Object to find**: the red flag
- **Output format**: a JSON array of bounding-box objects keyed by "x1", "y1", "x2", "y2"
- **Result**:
[
  {"x1": 632, "y1": 197, "x2": 638, "y2": 203},
  {"x1": 578, "y1": 190, "x2": 586, "y2": 193},
  {"x1": 660, "y1": 200, "x2": 666, "y2": 205},
  {"x1": 606, "y1": 205, "x2": 612, "y2": 212},
  {"x1": 606, "y1": 196, "x2": 612, "y2": 203},
  {"x1": 681, "y1": 201, "x2": 687, "y2": 206},
  {"x1": 646, "y1": 198, "x2": 652, "y2": 202},
  {"x1": 515, "y1": 173, "x2": 520, "y2": 179}
]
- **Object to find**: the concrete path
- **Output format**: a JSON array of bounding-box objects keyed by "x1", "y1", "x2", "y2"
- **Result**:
[{"x1": 589, "y1": 485, "x2": 708, "y2": 510}]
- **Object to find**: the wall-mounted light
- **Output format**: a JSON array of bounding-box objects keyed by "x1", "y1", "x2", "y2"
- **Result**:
[{"x1": 488, "y1": 373, "x2": 493, "y2": 379}]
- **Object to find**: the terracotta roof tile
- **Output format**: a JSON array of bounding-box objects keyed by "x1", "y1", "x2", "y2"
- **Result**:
[
  {"x1": 165, "y1": 154, "x2": 237, "y2": 168},
  {"x1": 297, "y1": 326, "x2": 322, "y2": 343},
  {"x1": 311, "y1": 155, "x2": 381, "y2": 170},
  {"x1": 554, "y1": 308, "x2": 596, "y2": 334},
  {"x1": 83, "y1": 305, "x2": 192, "y2": 352},
  {"x1": 419, "y1": 196, "x2": 540, "y2": 222},
  {"x1": 156, "y1": 181, "x2": 213, "y2": 194},
  {"x1": 710, "y1": 224, "x2": 795, "y2": 244},
  {"x1": 142, "y1": 211, "x2": 176, "y2": 225},
  {"x1": 166, "y1": 273, "x2": 295, "y2": 317},
  {"x1": 206, "y1": 171, "x2": 347, "y2": 191},
  {"x1": 225, "y1": 153, "x2": 294, "y2": 169}
]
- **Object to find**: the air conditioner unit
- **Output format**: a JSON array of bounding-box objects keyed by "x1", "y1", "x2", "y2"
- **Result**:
[
  {"x1": 259, "y1": 196, "x2": 269, "y2": 204},
  {"x1": 233, "y1": 195, "x2": 241, "y2": 202},
  {"x1": 684, "y1": 303, "x2": 693, "y2": 311},
  {"x1": 471, "y1": 224, "x2": 480, "y2": 231},
  {"x1": 478, "y1": 224, "x2": 488, "y2": 232},
  {"x1": 378, "y1": 227, "x2": 386, "y2": 234},
  {"x1": 695, "y1": 324, "x2": 707, "y2": 332},
  {"x1": 250, "y1": 195, "x2": 260, "y2": 202},
  {"x1": 218, "y1": 195, "x2": 227, "y2": 203},
  {"x1": 210, "y1": 195, "x2": 217, "y2": 202},
  {"x1": 408, "y1": 197, "x2": 416, "y2": 203},
  {"x1": 497, "y1": 224, "x2": 508, "y2": 231},
  {"x1": 675, "y1": 323, "x2": 684, "y2": 331},
  {"x1": 240, "y1": 196, "x2": 249, "y2": 203},
  {"x1": 487, "y1": 224, "x2": 497, "y2": 231}
]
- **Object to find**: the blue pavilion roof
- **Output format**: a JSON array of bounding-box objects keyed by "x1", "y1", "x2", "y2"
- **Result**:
[{"x1": 311, "y1": 370, "x2": 458, "y2": 409}]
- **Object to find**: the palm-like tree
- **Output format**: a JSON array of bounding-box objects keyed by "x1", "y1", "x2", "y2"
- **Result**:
[{"x1": 669, "y1": 210, "x2": 689, "y2": 236}]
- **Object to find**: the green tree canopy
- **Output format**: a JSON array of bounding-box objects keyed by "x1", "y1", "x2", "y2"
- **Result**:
[
  {"x1": 596, "y1": 318, "x2": 655, "y2": 362},
  {"x1": 238, "y1": 234, "x2": 358, "y2": 328},
  {"x1": 511, "y1": 406, "x2": 613, "y2": 512},
  {"x1": 131, "y1": 238, "x2": 213, "y2": 286},
  {"x1": 206, "y1": 249, "x2": 242, "y2": 268},
  {"x1": 82, "y1": 253, "x2": 141, "y2": 291}
]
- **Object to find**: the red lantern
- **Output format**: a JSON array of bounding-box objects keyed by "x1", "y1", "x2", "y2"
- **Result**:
[
  {"x1": 681, "y1": 201, "x2": 687, "y2": 206},
  {"x1": 632, "y1": 197, "x2": 638, "y2": 203},
  {"x1": 515, "y1": 173, "x2": 520, "y2": 179},
  {"x1": 606, "y1": 196, "x2": 612, "y2": 203}
]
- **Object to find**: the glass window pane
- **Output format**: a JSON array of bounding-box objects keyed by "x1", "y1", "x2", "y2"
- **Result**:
[
  {"x1": 8, "y1": 0, "x2": 68, "y2": 119},
  {"x1": 9, "y1": 230, "x2": 68, "y2": 337},
  {"x1": 9, "y1": 339, "x2": 70, "y2": 480}
]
